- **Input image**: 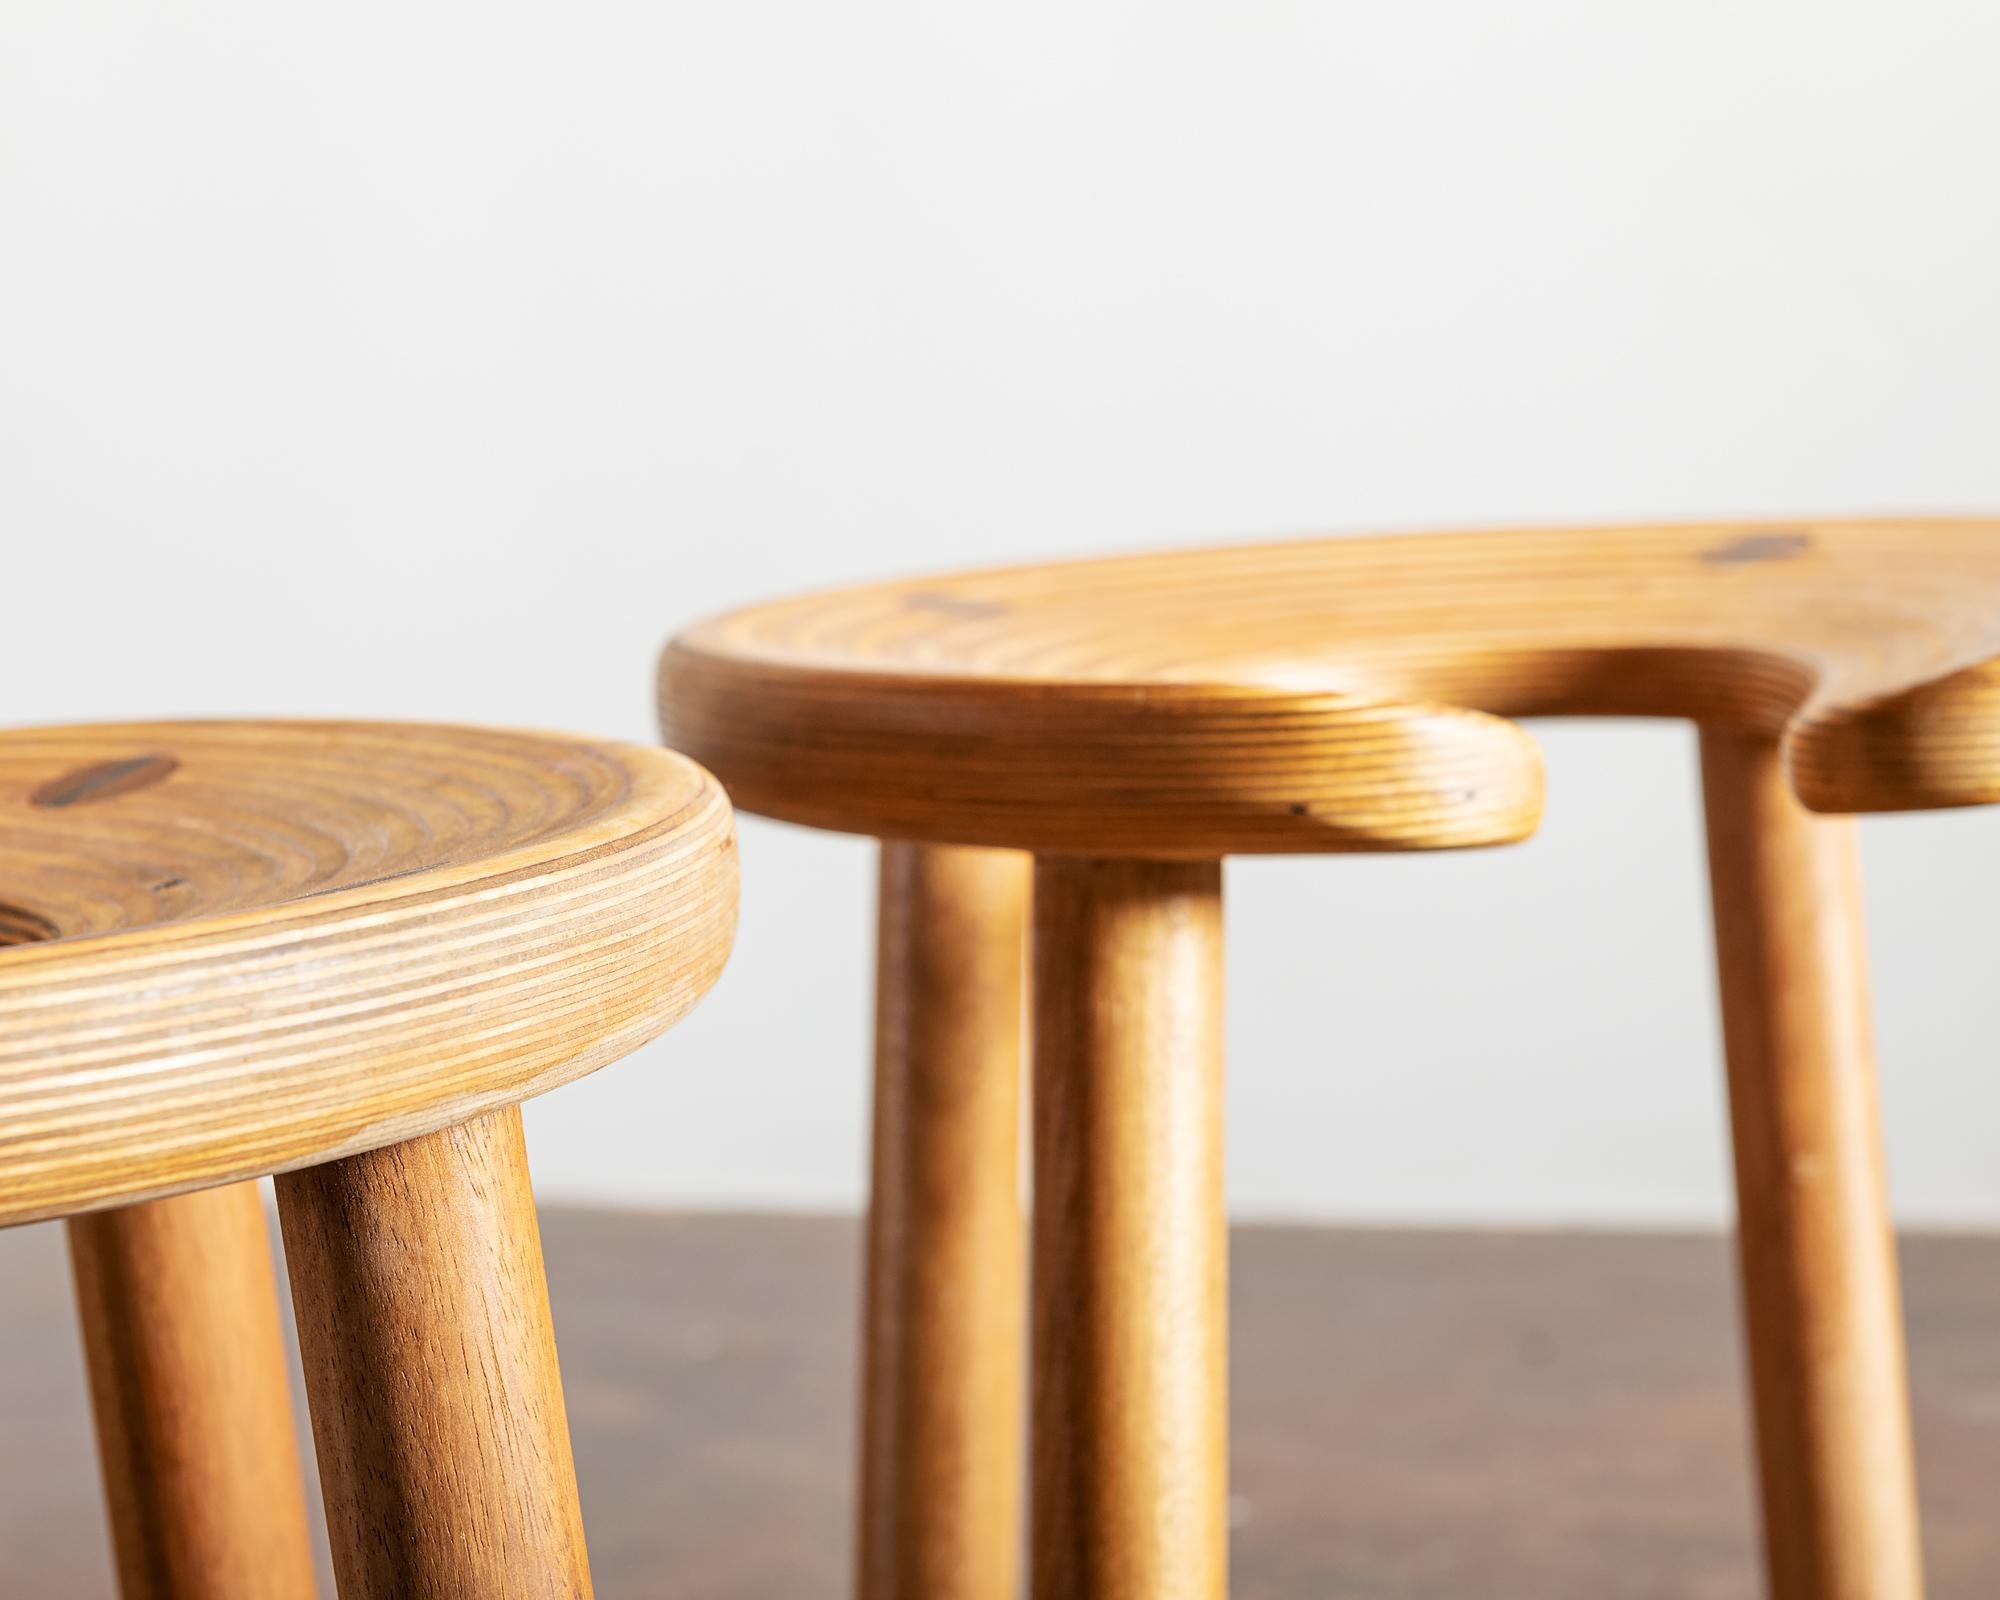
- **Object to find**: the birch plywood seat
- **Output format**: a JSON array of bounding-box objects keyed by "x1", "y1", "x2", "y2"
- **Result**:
[
  {"x1": 664, "y1": 517, "x2": 2000, "y2": 852},
  {"x1": 660, "y1": 518, "x2": 2000, "y2": 1600},
  {"x1": 0, "y1": 721, "x2": 737, "y2": 1600}
]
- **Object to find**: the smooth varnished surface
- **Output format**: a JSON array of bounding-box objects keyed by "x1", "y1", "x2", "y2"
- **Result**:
[
  {"x1": 68, "y1": 1181, "x2": 317, "y2": 1600},
  {"x1": 860, "y1": 845, "x2": 1028, "y2": 1600},
  {"x1": 1702, "y1": 732, "x2": 1921, "y2": 1600},
  {"x1": 279, "y1": 1107, "x2": 592, "y2": 1600},
  {"x1": 662, "y1": 519, "x2": 2000, "y2": 852},
  {"x1": 1031, "y1": 858, "x2": 1227, "y2": 1600},
  {"x1": 0, "y1": 720, "x2": 736, "y2": 1225}
]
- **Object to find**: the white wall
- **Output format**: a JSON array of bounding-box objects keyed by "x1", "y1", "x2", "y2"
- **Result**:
[{"x1": 6, "y1": 2, "x2": 1999, "y2": 1224}]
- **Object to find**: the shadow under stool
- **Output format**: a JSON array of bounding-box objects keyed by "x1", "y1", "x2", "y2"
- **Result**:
[
  {"x1": 0, "y1": 720, "x2": 736, "y2": 1598},
  {"x1": 659, "y1": 518, "x2": 2000, "y2": 1600}
]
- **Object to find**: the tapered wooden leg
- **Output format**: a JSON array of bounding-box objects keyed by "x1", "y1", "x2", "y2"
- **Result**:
[
  {"x1": 1701, "y1": 730, "x2": 1923, "y2": 1600},
  {"x1": 1031, "y1": 855, "x2": 1226, "y2": 1600},
  {"x1": 275, "y1": 1105, "x2": 591, "y2": 1600},
  {"x1": 68, "y1": 1180, "x2": 319, "y2": 1600},
  {"x1": 860, "y1": 843, "x2": 1029, "y2": 1600}
]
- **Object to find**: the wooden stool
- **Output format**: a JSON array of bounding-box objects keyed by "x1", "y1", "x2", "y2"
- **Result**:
[
  {"x1": 660, "y1": 519, "x2": 2000, "y2": 1600},
  {"x1": 0, "y1": 720, "x2": 736, "y2": 1599}
]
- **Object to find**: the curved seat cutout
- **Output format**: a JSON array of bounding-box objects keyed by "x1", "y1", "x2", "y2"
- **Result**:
[{"x1": 662, "y1": 519, "x2": 2000, "y2": 853}]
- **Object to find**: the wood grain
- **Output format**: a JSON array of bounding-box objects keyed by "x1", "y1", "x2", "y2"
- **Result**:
[
  {"x1": 1702, "y1": 730, "x2": 1923, "y2": 1600},
  {"x1": 859, "y1": 843, "x2": 1029, "y2": 1600},
  {"x1": 660, "y1": 519, "x2": 2000, "y2": 852},
  {"x1": 277, "y1": 1105, "x2": 591, "y2": 1600},
  {"x1": 1031, "y1": 856, "x2": 1226, "y2": 1600},
  {"x1": 67, "y1": 1179, "x2": 317, "y2": 1600},
  {"x1": 0, "y1": 720, "x2": 736, "y2": 1225}
]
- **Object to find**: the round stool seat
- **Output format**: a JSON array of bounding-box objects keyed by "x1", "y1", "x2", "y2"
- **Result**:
[
  {"x1": 0, "y1": 720, "x2": 736, "y2": 1225},
  {"x1": 661, "y1": 517, "x2": 2000, "y2": 853}
]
